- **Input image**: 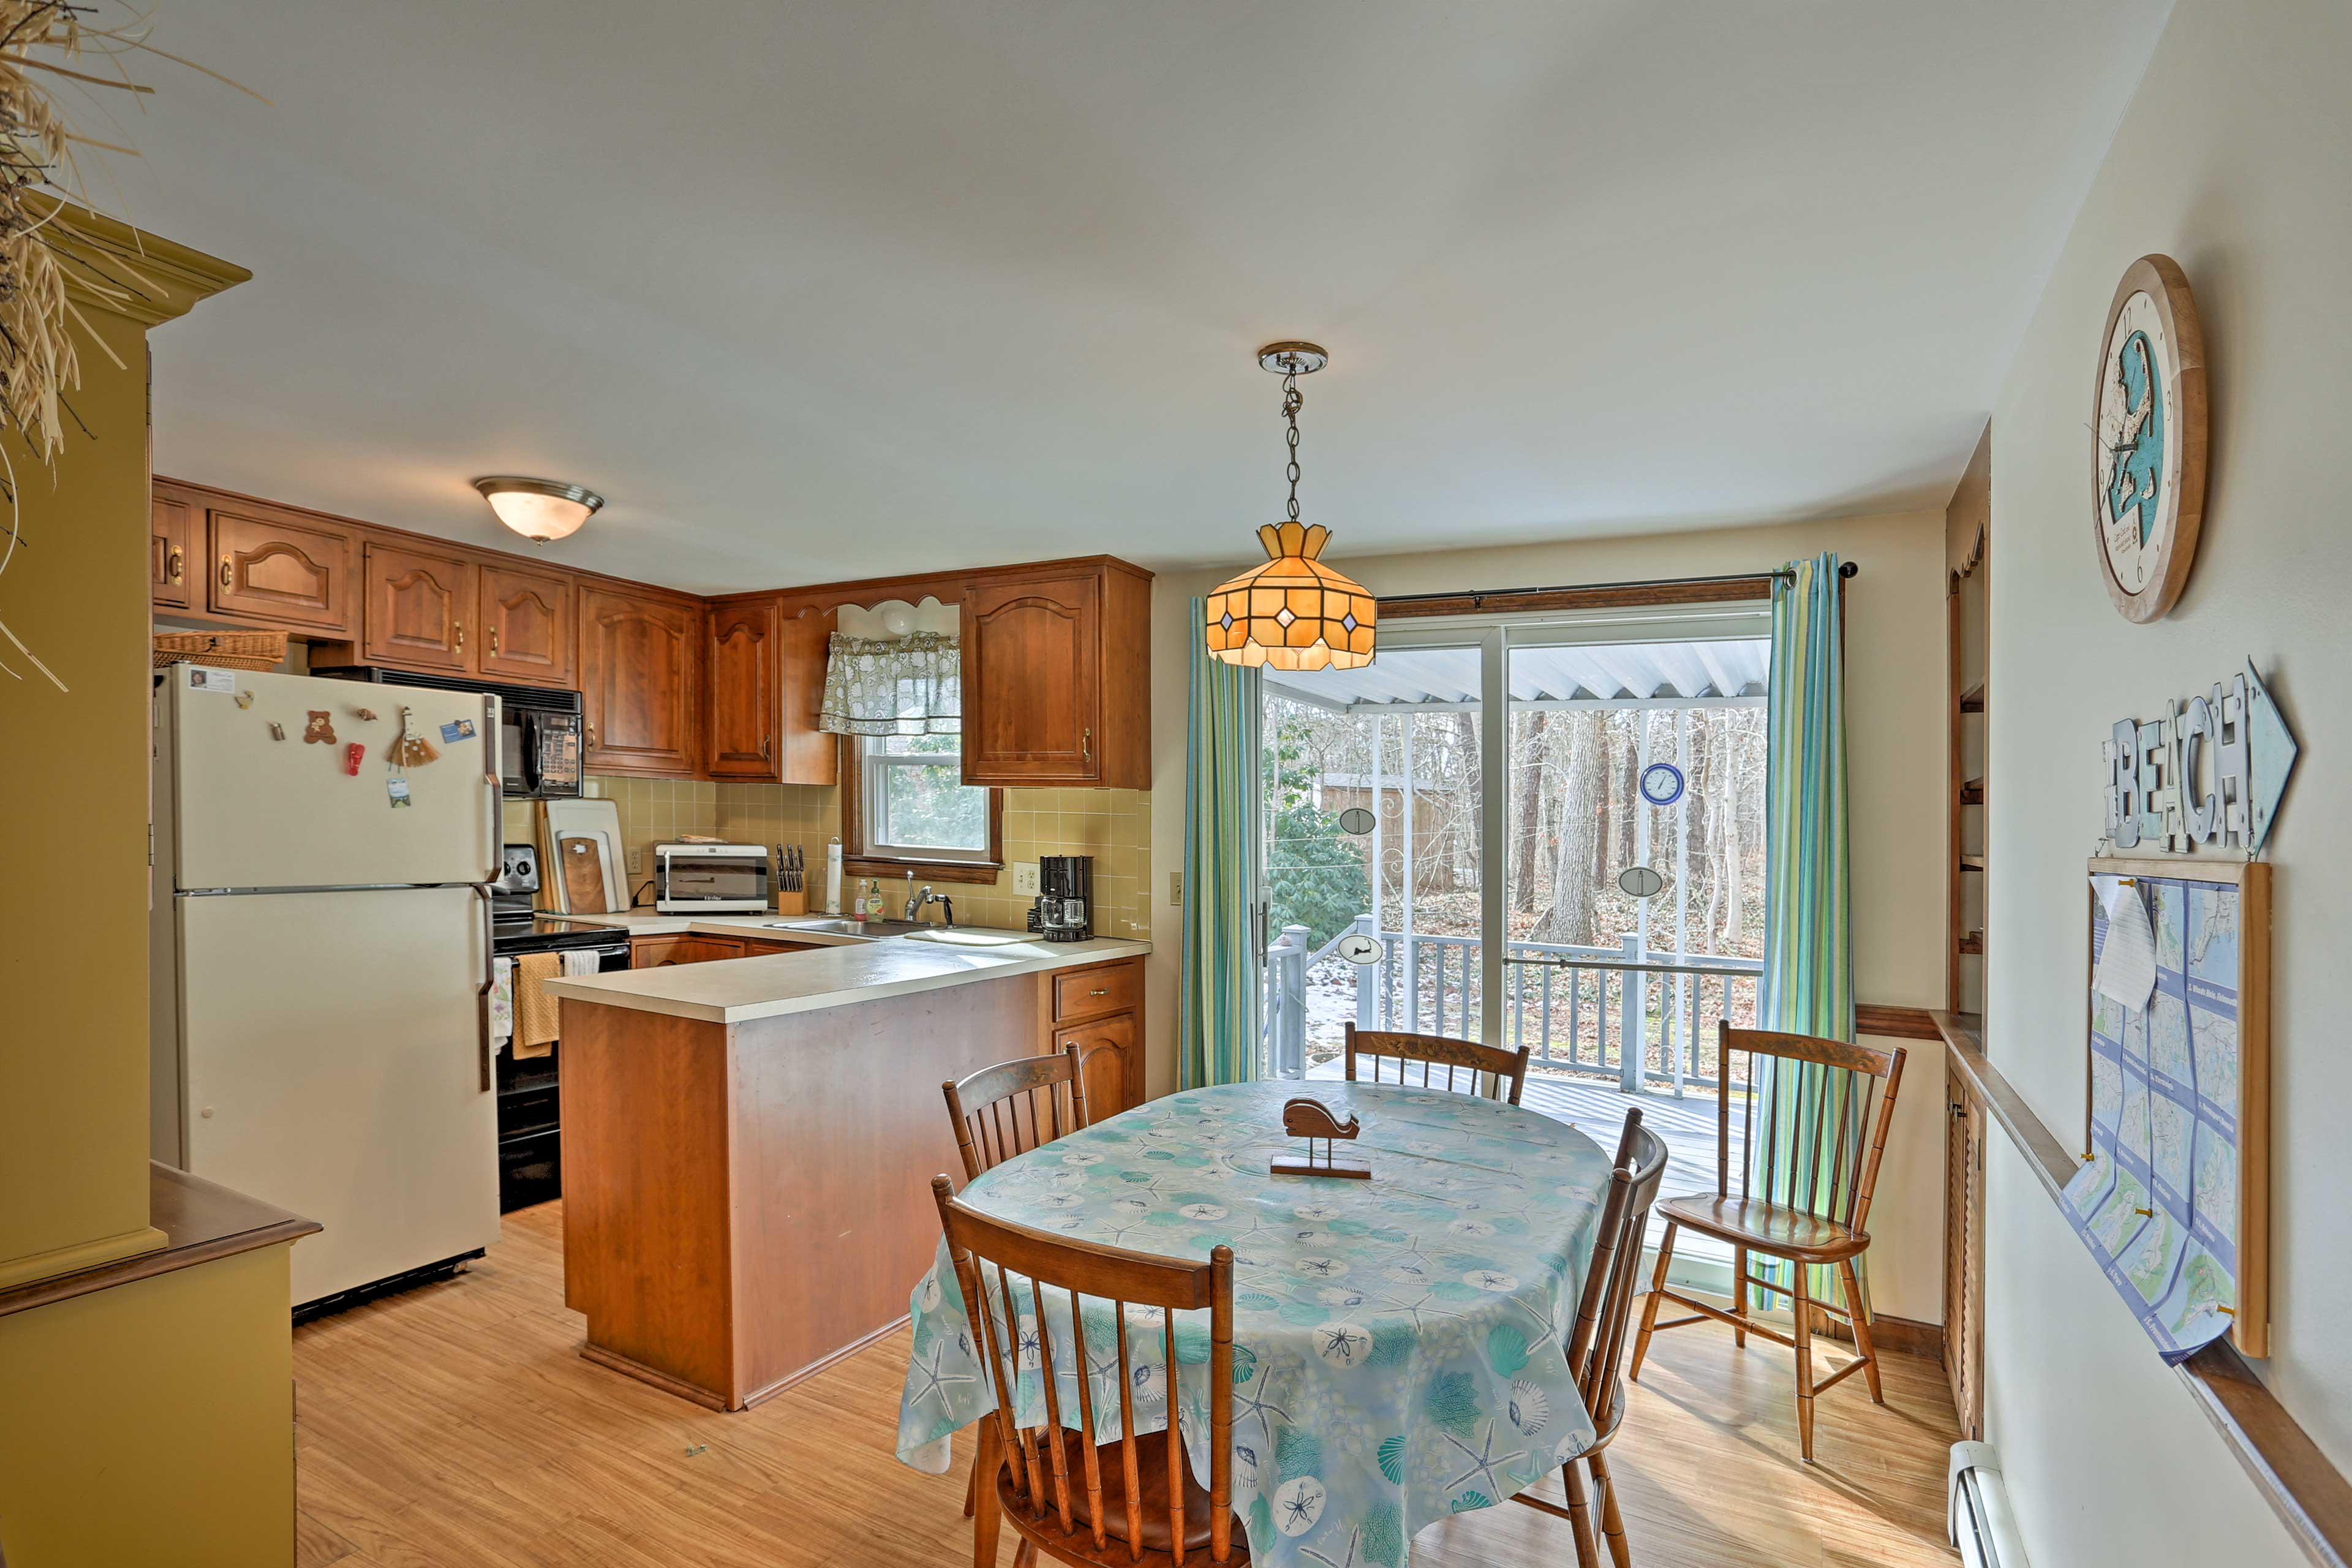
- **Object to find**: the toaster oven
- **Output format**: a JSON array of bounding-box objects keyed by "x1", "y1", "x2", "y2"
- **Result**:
[{"x1": 654, "y1": 843, "x2": 771, "y2": 913}]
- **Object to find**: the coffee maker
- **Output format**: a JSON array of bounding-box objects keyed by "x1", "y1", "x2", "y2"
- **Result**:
[{"x1": 1031, "y1": 855, "x2": 1093, "y2": 943}]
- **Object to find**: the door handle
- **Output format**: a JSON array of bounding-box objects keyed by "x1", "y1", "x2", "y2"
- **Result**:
[
  {"x1": 218, "y1": 557, "x2": 232, "y2": 589},
  {"x1": 167, "y1": 546, "x2": 184, "y2": 584},
  {"x1": 474, "y1": 886, "x2": 497, "y2": 1093},
  {"x1": 586, "y1": 722, "x2": 597, "y2": 749},
  {"x1": 455, "y1": 622, "x2": 465, "y2": 650},
  {"x1": 1082, "y1": 728, "x2": 1092, "y2": 764},
  {"x1": 760, "y1": 734, "x2": 771, "y2": 760},
  {"x1": 489, "y1": 628, "x2": 500, "y2": 657}
]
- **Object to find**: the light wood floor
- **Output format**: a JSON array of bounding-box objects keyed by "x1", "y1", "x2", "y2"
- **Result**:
[{"x1": 293, "y1": 1202, "x2": 1959, "y2": 1567}]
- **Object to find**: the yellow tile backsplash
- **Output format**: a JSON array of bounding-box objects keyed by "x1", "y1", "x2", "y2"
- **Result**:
[{"x1": 502, "y1": 777, "x2": 1150, "y2": 937}]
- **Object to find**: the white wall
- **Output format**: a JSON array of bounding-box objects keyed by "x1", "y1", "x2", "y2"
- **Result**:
[
  {"x1": 1146, "y1": 508, "x2": 1953, "y2": 1324},
  {"x1": 1983, "y1": 0, "x2": 2352, "y2": 1559}
]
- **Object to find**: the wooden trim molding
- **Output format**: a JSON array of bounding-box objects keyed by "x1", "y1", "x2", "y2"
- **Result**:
[
  {"x1": 1378, "y1": 575, "x2": 1776, "y2": 621},
  {"x1": 1934, "y1": 1011, "x2": 2352, "y2": 1568},
  {"x1": 1855, "y1": 1003, "x2": 1943, "y2": 1041},
  {"x1": 0, "y1": 1164, "x2": 318, "y2": 1321}
]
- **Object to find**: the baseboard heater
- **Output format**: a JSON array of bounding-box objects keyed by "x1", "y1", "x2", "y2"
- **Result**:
[{"x1": 1950, "y1": 1441, "x2": 2030, "y2": 1568}]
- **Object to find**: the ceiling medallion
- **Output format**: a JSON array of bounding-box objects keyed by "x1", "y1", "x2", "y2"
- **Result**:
[{"x1": 1202, "y1": 341, "x2": 1376, "y2": 671}]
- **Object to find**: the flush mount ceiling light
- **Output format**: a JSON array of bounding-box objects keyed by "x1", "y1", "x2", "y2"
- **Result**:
[
  {"x1": 472, "y1": 476, "x2": 605, "y2": 543},
  {"x1": 1203, "y1": 341, "x2": 1375, "y2": 671}
]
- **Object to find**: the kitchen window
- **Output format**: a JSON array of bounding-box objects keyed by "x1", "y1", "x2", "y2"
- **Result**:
[
  {"x1": 864, "y1": 733, "x2": 990, "y2": 861},
  {"x1": 842, "y1": 734, "x2": 1005, "y2": 882}
]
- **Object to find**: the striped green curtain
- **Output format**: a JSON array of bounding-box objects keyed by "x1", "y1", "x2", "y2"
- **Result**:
[
  {"x1": 1749, "y1": 552, "x2": 1860, "y2": 1313},
  {"x1": 1180, "y1": 597, "x2": 1264, "y2": 1089}
]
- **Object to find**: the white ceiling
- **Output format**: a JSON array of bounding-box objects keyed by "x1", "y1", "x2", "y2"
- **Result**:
[{"x1": 120, "y1": 1, "x2": 2167, "y2": 594}]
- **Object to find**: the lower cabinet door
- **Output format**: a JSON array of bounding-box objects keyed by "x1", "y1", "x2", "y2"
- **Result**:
[{"x1": 1056, "y1": 1013, "x2": 1138, "y2": 1119}]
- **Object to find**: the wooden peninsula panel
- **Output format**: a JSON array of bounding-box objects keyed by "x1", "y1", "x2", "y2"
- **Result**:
[{"x1": 559, "y1": 975, "x2": 1044, "y2": 1410}]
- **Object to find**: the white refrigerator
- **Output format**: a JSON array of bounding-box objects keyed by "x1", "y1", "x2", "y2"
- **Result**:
[{"x1": 150, "y1": 665, "x2": 503, "y2": 1310}]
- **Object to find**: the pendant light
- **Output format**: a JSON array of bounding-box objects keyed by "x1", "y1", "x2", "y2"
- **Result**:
[{"x1": 1203, "y1": 341, "x2": 1376, "y2": 670}]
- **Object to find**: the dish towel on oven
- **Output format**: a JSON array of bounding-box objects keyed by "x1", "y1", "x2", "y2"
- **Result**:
[
  {"x1": 514, "y1": 952, "x2": 562, "y2": 1059},
  {"x1": 488, "y1": 957, "x2": 514, "y2": 1052}
]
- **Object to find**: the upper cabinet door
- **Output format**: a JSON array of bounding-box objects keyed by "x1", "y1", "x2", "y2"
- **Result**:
[
  {"x1": 360, "y1": 543, "x2": 477, "y2": 673},
  {"x1": 207, "y1": 506, "x2": 355, "y2": 633},
  {"x1": 478, "y1": 564, "x2": 576, "y2": 687},
  {"x1": 579, "y1": 587, "x2": 703, "y2": 776},
  {"x1": 706, "y1": 598, "x2": 780, "y2": 780},
  {"x1": 151, "y1": 491, "x2": 192, "y2": 609},
  {"x1": 962, "y1": 570, "x2": 1102, "y2": 785}
]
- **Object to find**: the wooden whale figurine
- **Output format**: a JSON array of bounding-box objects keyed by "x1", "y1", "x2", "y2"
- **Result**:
[{"x1": 1272, "y1": 1096, "x2": 1372, "y2": 1180}]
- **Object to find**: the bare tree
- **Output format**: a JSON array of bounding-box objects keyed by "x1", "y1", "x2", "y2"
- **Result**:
[
  {"x1": 1533, "y1": 710, "x2": 1602, "y2": 945},
  {"x1": 1510, "y1": 712, "x2": 1547, "y2": 913}
]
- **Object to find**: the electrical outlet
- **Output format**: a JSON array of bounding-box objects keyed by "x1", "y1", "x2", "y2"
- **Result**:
[
  {"x1": 1169, "y1": 871, "x2": 1183, "y2": 905},
  {"x1": 627, "y1": 846, "x2": 645, "y2": 875},
  {"x1": 1014, "y1": 863, "x2": 1039, "y2": 895}
]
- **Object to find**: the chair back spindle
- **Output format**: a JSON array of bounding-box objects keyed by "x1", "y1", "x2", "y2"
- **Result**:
[
  {"x1": 932, "y1": 1177, "x2": 1242, "y2": 1567},
  {"x1": 1343, "y1": 1023, "x2": 1531, "y2": 1106},
  {"x1": 945, "y1": 1044, "x2": 1093, "y2": 1183}
]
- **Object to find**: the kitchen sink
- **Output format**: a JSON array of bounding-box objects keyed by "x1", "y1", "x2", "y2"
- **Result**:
[
  {"x1": 900, "y1": 928, "x2": 1029, "y2": 948},
  {"x1": 758, "y1": 916, "x2": 935, "y2": 938}
]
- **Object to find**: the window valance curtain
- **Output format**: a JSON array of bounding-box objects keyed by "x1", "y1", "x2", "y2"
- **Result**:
[{"x1": 817, "y1": 632, "x2": 962, "y2": 736}]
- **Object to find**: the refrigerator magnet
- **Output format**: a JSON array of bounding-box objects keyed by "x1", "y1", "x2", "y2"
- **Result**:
[
  {"x1": 268, "y1": 721, "x2": 286, "y2": 741},
  {"x1": 387, "y1": 777, "x2": 412, "y2": 809},
  {"x1": 303, "y1": 710, "x2": 337, "y2": 745},
  {"x1": 388, "y1": 706, "x2": 440, "y2": 768},
  {"x1": 233, "y1": 690, "x2": 255, "y2": 709},
  {"x1": 343, "y1": 742, "x2": 364, "y2": 777},
  {"x1": 353, "y1": 707, "x2": 380, "y2": 723},
  {"x1": 439, "y1": 718, "x2": 476, "y2": 744}
]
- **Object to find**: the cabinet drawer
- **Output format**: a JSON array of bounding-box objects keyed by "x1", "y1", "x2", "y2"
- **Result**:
[{"x1": 1054, "y1": 960, "x2": 1138, "y2": 1022}]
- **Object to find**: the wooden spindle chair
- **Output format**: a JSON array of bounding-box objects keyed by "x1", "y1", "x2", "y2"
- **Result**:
[
  {"x1": 1627, "y1": 1022, "x2": 1907, "y2": 1462},
  {"x1": 943, "y1": 1043, "x2": 1095, "y2": 1518},
  {"x1": 1512, "y1": 1108, "x2": 1668, "y2": 1568},
  {"x1": 1343, "y1": 1023, "x2": 1531, "y2": 1105},
  {"x1": 930, "y1": 1176, "x2": 1248, "y2": 1568},
  {"x1": 945, "y1": 1043, "x2": 1092, "y2": 1184}
]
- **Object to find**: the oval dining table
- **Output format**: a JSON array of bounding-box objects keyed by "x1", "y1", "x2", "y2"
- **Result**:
[{"x1": 895, "y1": 1079, "x2": 1617, "y2": 1568}]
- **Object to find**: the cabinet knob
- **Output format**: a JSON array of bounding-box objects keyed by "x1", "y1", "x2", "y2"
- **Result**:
[
  {"x1": 167, "y1": 547, "x2": 184, "y2": 584},
  {"x1": 489, "y1": 628, "x2": 500, "y2": 656},
  {"x1": 219, "y1": 557, "x2": 232, "y2": 589}
]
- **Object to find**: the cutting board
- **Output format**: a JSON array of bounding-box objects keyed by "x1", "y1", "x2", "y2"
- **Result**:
[{"x1": 557, "y1": 835, "x2": 609, "y2": 913}]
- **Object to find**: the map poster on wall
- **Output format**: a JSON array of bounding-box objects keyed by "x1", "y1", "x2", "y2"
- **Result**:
[{"x1": 2062, "y1": 858, "x2": 2270, "y2": 1361}]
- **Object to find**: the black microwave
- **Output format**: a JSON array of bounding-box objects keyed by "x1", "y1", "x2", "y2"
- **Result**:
[{"x1": 314, "y1": 666, "x2": 584, "y2": 798}]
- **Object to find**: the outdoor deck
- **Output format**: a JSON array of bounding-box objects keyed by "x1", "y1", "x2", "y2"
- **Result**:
[{"x1": 1300, "y1": 1058, "x2": 1741, "y2": 1256}]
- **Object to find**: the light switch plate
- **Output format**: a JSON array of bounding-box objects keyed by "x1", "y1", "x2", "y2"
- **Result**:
[
  {"x1": 1013, "y1": 863, "x2": 1040, "y2": 895},
  {"x1": 1169, "y1": 871, "x2": 1183, "y2": 905}
]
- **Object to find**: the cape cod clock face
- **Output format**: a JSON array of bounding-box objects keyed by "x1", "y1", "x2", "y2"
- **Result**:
[{"x1": 2091, "y1": 256, "x2": 2207, "y2": 622}]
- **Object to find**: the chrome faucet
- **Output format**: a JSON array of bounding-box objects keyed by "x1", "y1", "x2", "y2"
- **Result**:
[{"x1": 903, "y1": 876, "x2": 930, "y2": 921}]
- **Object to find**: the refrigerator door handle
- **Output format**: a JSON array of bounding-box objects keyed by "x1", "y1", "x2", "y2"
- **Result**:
[
  {"x1": 481, "y1": 696, "x2": 503, "y2": 884},
  {"x1": 473, "y1": 885, "x2": 496, "y2": 1093}
]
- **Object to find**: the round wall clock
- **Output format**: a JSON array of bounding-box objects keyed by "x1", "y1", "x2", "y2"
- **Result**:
[
  {"x1": 1638, "y1": 762, "x2": 1686, "y2": 807},
  {"x1": 2092, "y1": 255, "x2": 2208, "y2": 623}
]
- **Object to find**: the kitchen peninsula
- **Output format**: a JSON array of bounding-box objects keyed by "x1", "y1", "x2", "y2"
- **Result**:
[{"x1": 544, "y1": 929, "x2": 1147, "y2": 1411}]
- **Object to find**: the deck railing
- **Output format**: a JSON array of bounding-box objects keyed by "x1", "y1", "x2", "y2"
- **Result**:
[{"x1": 1264, "y1": 915, "x2": 1763, "y2": 1095}]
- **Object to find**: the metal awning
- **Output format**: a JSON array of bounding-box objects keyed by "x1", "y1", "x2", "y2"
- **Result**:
[{"x1": 1264, "y1": 639, "x2": 1770, "y2": 712}]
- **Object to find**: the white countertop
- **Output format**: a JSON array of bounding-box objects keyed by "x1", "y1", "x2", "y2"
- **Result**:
[
  {"x1": 539, "y1": 908, "x2": 876, "y2": 943},
  {"x1": 543, "y1": 927, "x2": 1151, "y2": 1025}
]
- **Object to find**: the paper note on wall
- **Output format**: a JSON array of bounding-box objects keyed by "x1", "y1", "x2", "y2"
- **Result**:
[{"x1": 2091, "y1": 875, "x2": 2157, "y2": 1010}]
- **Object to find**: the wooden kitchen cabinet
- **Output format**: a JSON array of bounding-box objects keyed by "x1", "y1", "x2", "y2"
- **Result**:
[
  {"x1": 151, "y1": 489, "x2": 193, "y2": 609},
  {"x1": 579, "y1": 586, "x2": 703, "y2": 777},
  {"x1": 630, "y1": 933, "x2": 750, "y2": 967},
  {"x1": 205, "y1": 502, "x2": 356, "y2": 633},
  {"x1": 357, "y1": 541, "x2": 476, "y2": 673},
  {"x1": 961, "y1": 560, "x2": 1150, "y2": 788},
  {"x1": 478, "y1": 563, "x2": 575, "y2": 686},
  {"x1": 1046, "y1": 956, "x2": 1144, "y2": 1117},
  {"x1": 706, "y1": 596, "x2": 835, "y2": 784}
]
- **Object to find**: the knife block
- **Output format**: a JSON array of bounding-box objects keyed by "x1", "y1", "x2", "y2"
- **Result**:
[{"x1": 773, "y1": 889, "x2": 807, "y2": 916}]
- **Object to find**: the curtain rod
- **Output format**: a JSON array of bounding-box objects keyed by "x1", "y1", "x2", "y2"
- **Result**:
[{"x1": 1376, "y1": 560, "x2": 1858, "y2": 611}]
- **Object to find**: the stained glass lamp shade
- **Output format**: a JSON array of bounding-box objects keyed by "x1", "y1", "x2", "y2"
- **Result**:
[{"x1": 1203, "y1": 521, "x2": 1376, "y2": 670}]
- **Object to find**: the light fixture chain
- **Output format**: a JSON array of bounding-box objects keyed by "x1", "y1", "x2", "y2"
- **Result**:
[{"x1": 1281, "y1": 368, "x2": 1303, "y2": 524}]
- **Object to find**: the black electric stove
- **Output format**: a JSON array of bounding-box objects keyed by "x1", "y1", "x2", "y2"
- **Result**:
[{"x1": 490, "y1": 844, "x2": 631, "y2": 1212}]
